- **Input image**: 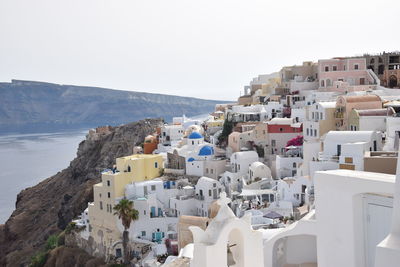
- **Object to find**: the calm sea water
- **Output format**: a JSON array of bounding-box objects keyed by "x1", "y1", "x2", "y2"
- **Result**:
[{"x1": 0, "y1": 130, "x2": 87, "y2": 224}]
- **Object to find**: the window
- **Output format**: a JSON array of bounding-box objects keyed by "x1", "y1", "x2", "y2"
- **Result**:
[
  {"x1": 314, "y1": 129, "x2": 317, "y2": 136},
  {"x1": 211, "y1": 169, "x2": 214, "y2": 174},
  {"x1": 271, "y1": 140, "x2": 276, "y2": 147},
  {"x1": 320, "y1": 112, "x2": 323, "y2": 120},
  {"x1": 108, "y1": 192, "x2": 111, "y2": 198},
  {"x1": 151, "y1": 185, "x2": 156, "y2": 191},
  {"x1": 209, "y1": 190, "x2": 212, "y2": 196},
  {"x1": 354, "y1": 64, "x2": 359, "y2": 70},
  {"x1": 206, "y1": 168, "x2": 209, "y2": 173},
  {"x1": 127, "y1": 166, "x2": 131, "y2": 172},
  {"x1": 213, "y1": 183, "x2": 216, "y2": 187},
  {"x1": 107, "y1": 180, "x2": 110, "y2": 186},
  {"x1": 155, "y1": 162, "x2": 158, "y2": 168},
  {"x1": 192, "y1": 141, "x2": 194, "y2": 145},
  {"x1": 141, "y1": 231, "x2": 146, "y2": 237},
  {"x1": 306, "y1": 128, "x2": 309, "y2": 136},
  {"x1": 99, "y1": 193, "x2": 102, "y2": 198},
  {"x1": 312, "y1": 112, "x2": 314, "y2": 119},
  {"x1": 378, "y1": 65, "x2": 384, "y2": 75},
  {"x1": 100, "y1": 201, "x2": 103, "y2": 210},
  {"x1": 279, "y1": 128, "x2": 283, "y2": 132},
  {"x1": 344, "y1": 65, "x2": 346, "y2": 70},
  {"x1": 326, "y1": 79, "x2": 332, "y2": 87},
  {"x1": 321, "y1": 80, "x2": 325, "y2": 87},
  {"x1": 325, "y1": 66, "x2": 329, "y2": 72},
  {"x1": 333, "y1": 66, "x2": 337, "y2": 71},
  {"x1": 144, "y1": 210, "x2": 146, "y2": 215},
  {"x1": 116, "y1": 248, "x2": 122, "y2": 258},
  {"x1": 293, "y1": 162, "x2": 296, "y2": 168}
]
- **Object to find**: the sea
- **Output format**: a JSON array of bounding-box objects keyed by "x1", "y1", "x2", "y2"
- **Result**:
[{"x1": 0, "y1": 130, "x2": 87, "y2": 224}]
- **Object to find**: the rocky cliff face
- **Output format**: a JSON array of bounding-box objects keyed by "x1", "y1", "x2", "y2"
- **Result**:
[
  {"x1": 0, "y1": 80, "x2": 228, "y2": 133},
  {"x1": 0, "y1": 118, "x2": 163, "y2": 266}
]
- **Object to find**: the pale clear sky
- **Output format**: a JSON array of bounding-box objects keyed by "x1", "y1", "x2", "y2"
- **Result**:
[{"x1": 0, "y1": 0, "x2": 399, "y2": 100}]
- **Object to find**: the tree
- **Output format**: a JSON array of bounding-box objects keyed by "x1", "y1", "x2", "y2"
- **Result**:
[
  {"x1": 218, "y1": 118, "x2": 234, "y2": 146},
  {"x1": 113, "y1": 199, "x2": 139, "y2": 264}
]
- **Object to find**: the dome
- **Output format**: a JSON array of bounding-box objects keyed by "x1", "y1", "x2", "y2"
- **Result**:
[
  {"x1": 198, "y1": 145, "x2": 214, "y2": 156},
  {"x1": 188, "y1": 132, "x2": 203, "y2": 139},
  {"x1": 187, "y1": 157, "x2": 195, "y2": 162}
]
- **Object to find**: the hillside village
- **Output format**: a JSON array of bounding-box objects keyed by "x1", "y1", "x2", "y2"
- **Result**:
[{"x1": 70, "y1": 52, "x2": 400, "y2": 267}]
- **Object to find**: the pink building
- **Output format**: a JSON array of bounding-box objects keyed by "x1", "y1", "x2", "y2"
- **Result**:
[{"x1": 318, "y1": 58, "x2": 378, "y2": 89}]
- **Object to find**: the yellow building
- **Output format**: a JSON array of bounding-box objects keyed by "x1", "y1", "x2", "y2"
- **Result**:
[
  {"x1": 205, "y1": 119, "x2": 224, "y2": 128},
  {"x1": 87, "y1": 154, "x2": 164, "y2": 255}
]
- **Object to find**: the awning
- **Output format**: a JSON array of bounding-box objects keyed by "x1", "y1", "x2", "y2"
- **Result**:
[{"x1": 239, "y1": 189, "x2": 275, "y2": 196}]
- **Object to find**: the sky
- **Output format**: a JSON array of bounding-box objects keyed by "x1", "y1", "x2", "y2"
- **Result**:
[{"x1": 0, "y1": 0, "x2": 399, "y2": 101}]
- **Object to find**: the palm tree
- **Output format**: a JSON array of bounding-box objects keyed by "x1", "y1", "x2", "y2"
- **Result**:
[{"x1": 113, "y1": 198, "x2": 139, "y2": 264}]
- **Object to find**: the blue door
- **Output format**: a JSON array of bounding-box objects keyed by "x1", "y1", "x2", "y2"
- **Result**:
[{"x1": 151, "y1": 206, "x2": 156, "y2": 218}]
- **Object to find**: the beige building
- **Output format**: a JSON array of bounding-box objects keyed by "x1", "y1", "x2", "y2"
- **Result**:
[
  {"x1": 303, "y1": 101, "x2": 336, "y2": 141},
  {"x1": 280, "y1": 61, "x2": 318, "y2": 83},
  {"x1": 348, "y1": 108, "x2": 395, "y2": 131},
  {"x1": 178, "y1": 215, "x2": 210, "y2": 250},
  {"x1": 87, "y1": 154, "x2": 164, "y2": 257},
  {"x1": 364, "y1": 151, "x2": 398, "y2": 174},
  {"x1": 335, "y1": 95, "x2": 382, "y2": 130}
]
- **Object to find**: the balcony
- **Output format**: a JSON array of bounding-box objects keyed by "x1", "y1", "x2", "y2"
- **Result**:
[
  {"x1": 317, "y1": 152, "x2": 339, "y2": 162},
  {"x1": 194, "y1": 195, "x2": 205, "y2": 201},
  {"x1": 334, "y1": 112, "x2": 344, "y2": 119}
]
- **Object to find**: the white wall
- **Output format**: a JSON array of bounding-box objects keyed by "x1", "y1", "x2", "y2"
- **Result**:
[
  {"x1": 314, "y1": 170, "x2": 395, "y2": 267},
  {"x1": 286, "y1": 235, "x2": 317, "y2": 264},
  {"x1": 359, "y1": 116, "x2": 387, "y2": 132}
]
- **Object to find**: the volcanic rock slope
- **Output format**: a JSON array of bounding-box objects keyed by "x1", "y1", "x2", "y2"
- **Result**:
[{"x1": 0, "y1": 118, "x2": 163, "y2": 266}]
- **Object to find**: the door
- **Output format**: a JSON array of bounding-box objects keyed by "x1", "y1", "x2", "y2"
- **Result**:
[
  {"x1": 144, "y1": 186, "x2": 148, "y2": 196},
  {"x1": 364, "y1": 194, "x2": 393, "y2": 267},
  {"x1": 337, "y1": 144, "x2": 341, "y2": 156}
]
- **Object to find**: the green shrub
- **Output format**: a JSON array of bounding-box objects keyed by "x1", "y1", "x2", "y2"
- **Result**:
[
  {"x1": 45, "y1": 235, "x2": 59, "y2": 250},
  {"x1": 29, "y1": 251, "x2": 48, "y2": 267},
  {"x1": 65, "y1": 222, "x2": 77, "y2": 234}
]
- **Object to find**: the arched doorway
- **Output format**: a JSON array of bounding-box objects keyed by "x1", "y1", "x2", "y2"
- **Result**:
[
  {"x1": 378, "y1": 65, "x2": 385, "y2": 75},
  {"x1": 389, "y1": 75, "x2": 398, "y2": 88}
]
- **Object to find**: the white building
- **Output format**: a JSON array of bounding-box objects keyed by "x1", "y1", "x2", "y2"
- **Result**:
[
  {"x1": 276, "y1": 176, "x2": 310, "y2": 207},
  {"x1": 275, "y1": 155, "x2": 303, "y2": 179},
  {"x1": 248, "y1": 162, "x2": 272, "y2": 182},
  {"x1": 159, "y1": 124, "x2": 184, "y2": 146},
  {"x1": 322, "y1": 131, "x2": 382, "y2": 158},
  {"x1": 230, "y1": 151, "x2": 259, "y2": 177},
  {"x1": 170, "y1": 177, "x2": 225, "y2": 218}
]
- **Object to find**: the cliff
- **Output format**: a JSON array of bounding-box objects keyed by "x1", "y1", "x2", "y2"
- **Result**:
[
  {"x1": 0, "y1": 80, "x2": 228, "y2": 133},
  {"x1": 0, "y1": 118, "x2": 164, "y2": 266}
]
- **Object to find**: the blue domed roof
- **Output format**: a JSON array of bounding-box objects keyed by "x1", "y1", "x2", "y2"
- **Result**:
[
  {"x1": 187, "y1": 157, "x2": 195, "y2": 162},
  {"x1": 198, "y1": 145, "x2": 214, "y2": 156},
  {"x1": 188, "y1": 132, "x2": 203, "y2": 139}
]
